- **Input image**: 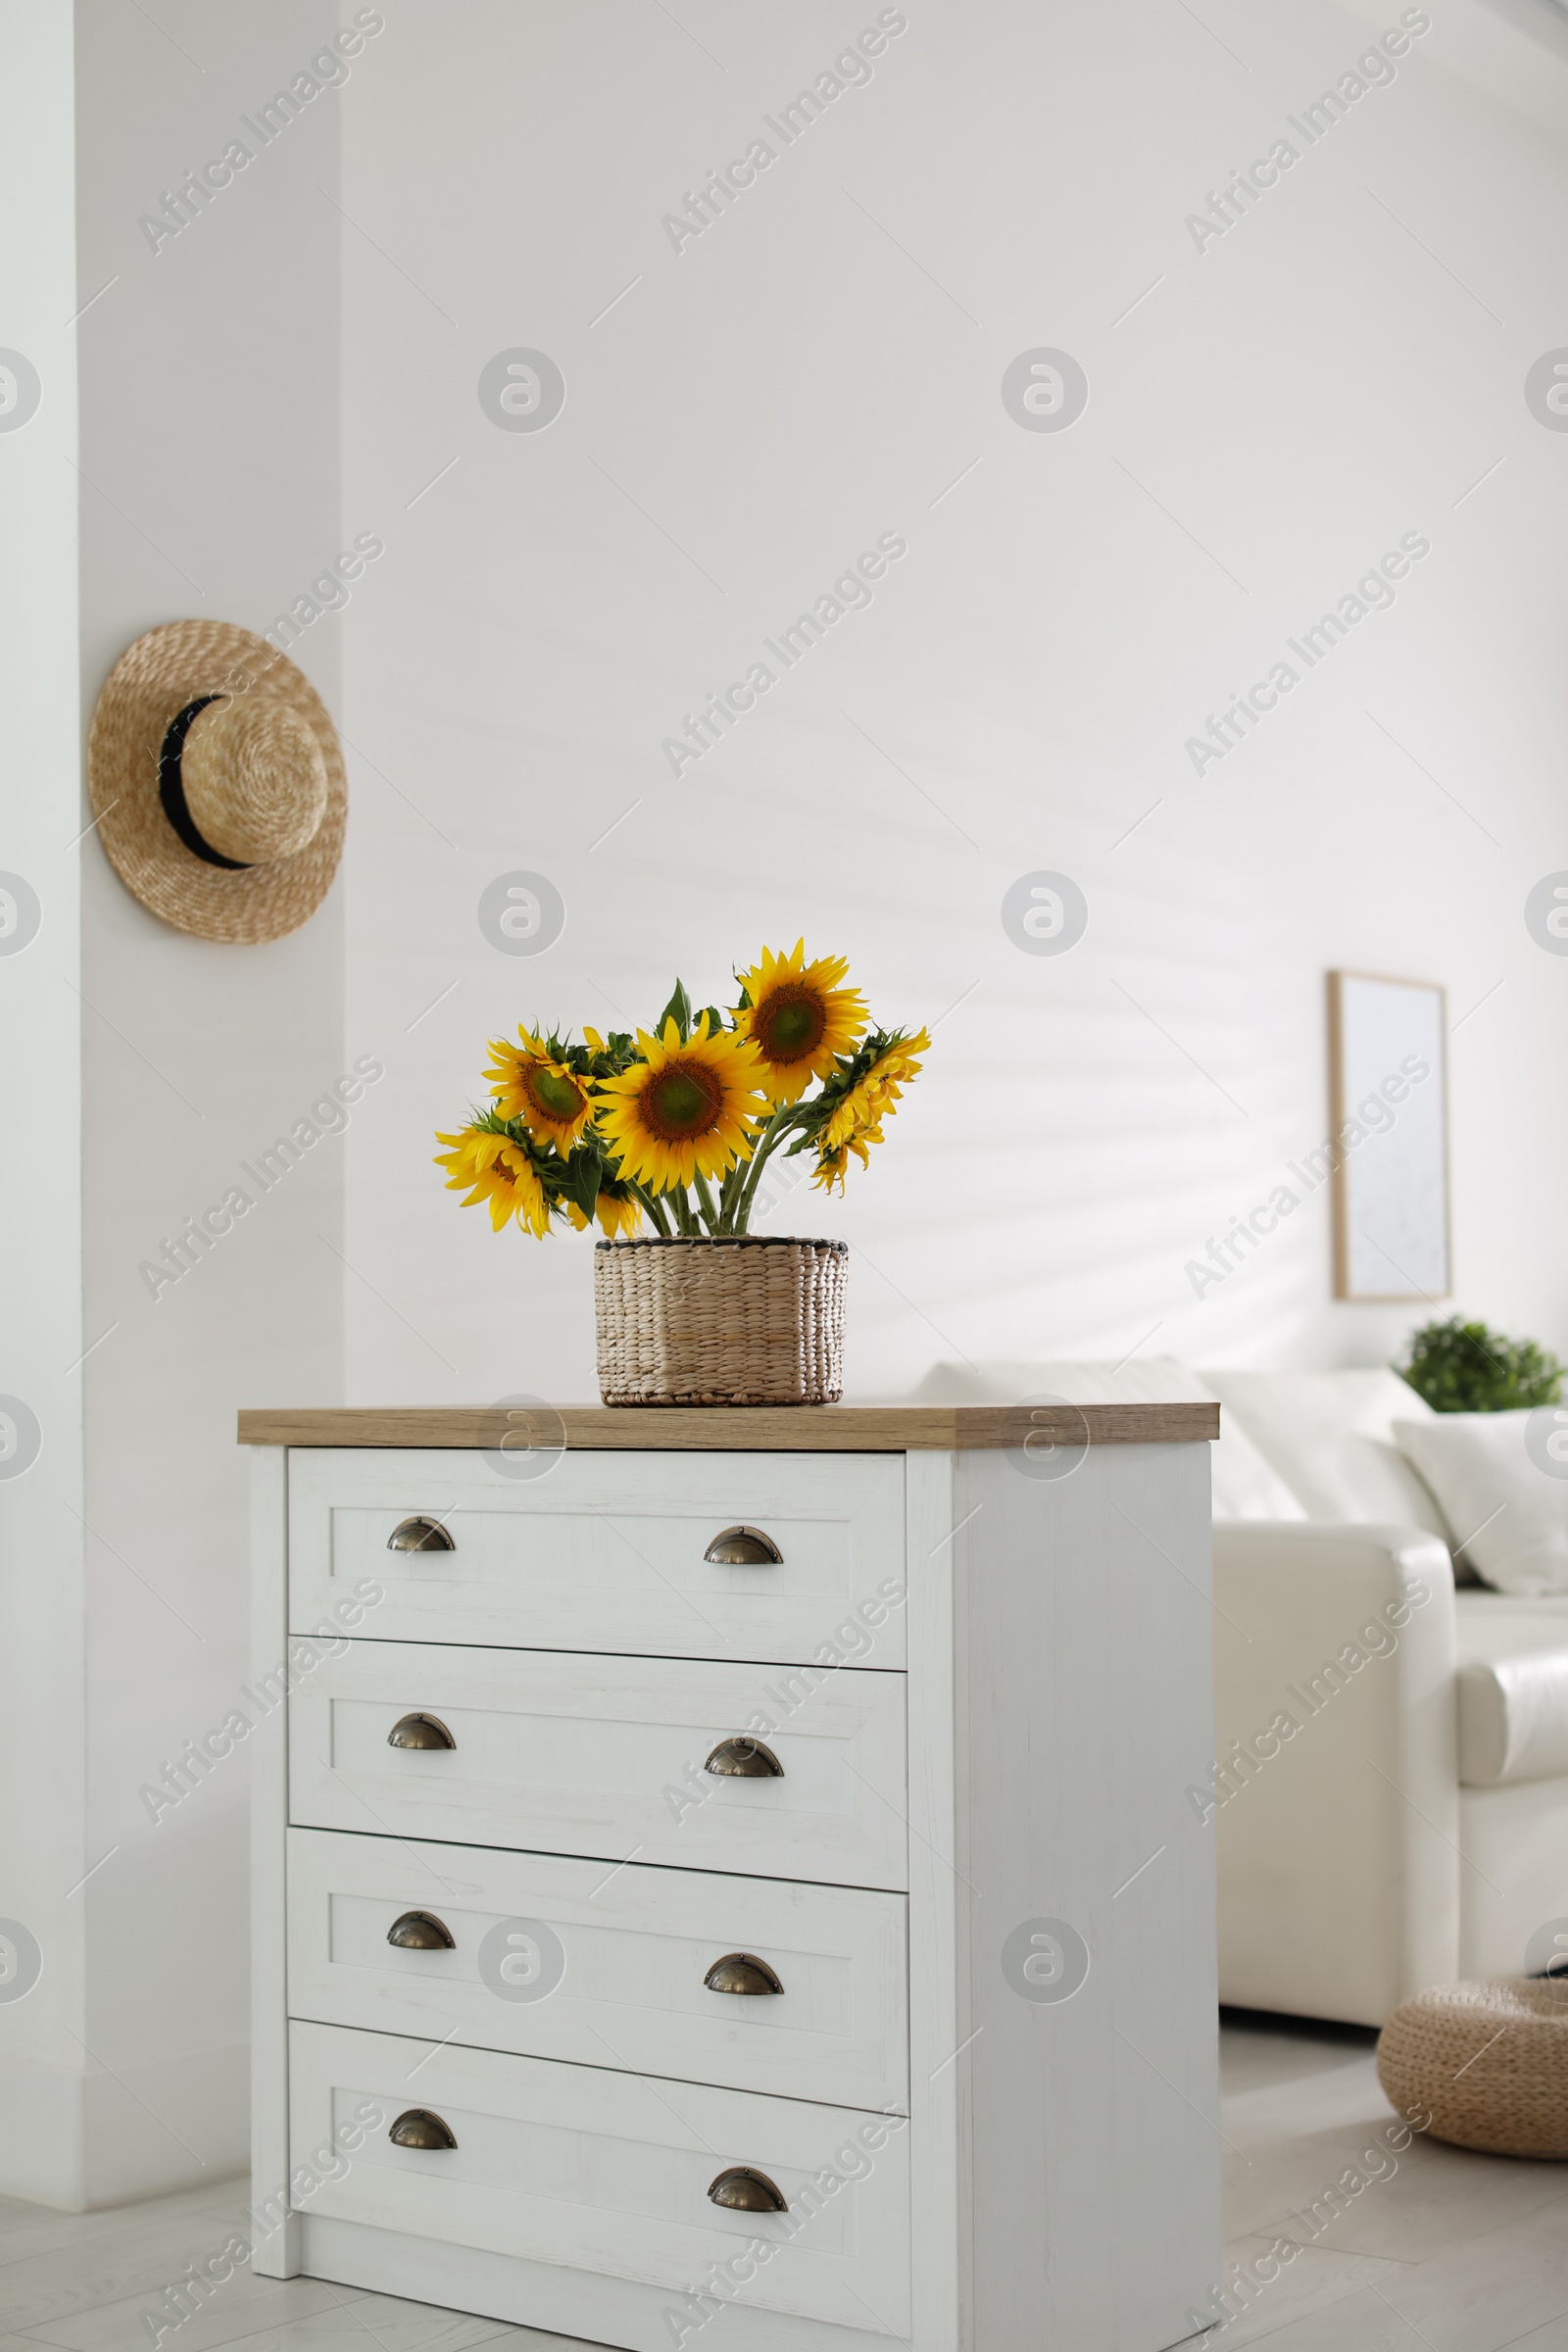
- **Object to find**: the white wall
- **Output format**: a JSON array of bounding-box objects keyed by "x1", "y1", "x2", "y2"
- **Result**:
[
  {"x1": 0, "y1": 0, "x2": 352, "y2": 2209},
  {"x1": 0, "y1": 0, "x2": 88, "y2": 2214},
  {"x1": 341, "y1": 0, "x2": 1568, "y2": 1409},
  {"x1": 72, "y1": 0, "x2": 351, "y2": 2201}
]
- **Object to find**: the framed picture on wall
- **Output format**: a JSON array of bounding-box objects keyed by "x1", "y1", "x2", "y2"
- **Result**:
[{"x1": 1327, "y1": 971, "x2": 1451, "y2": 1302}]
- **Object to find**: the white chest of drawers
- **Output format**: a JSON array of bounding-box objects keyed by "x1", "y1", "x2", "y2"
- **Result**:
[{"x1": 243, "y1": 1401, "x2": 1220, "y2": 2352}]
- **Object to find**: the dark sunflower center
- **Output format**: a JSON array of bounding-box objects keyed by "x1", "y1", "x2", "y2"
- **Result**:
[
  {"x1": 528, "y1": 1066, "x2": 585, "y2": 1121},
  {"x1": 760, "y1": 987, "x2": 825, "y2": 1062},
  {"x1": 646, "y1": 1063, "x2": 721, "y2": 1139}
]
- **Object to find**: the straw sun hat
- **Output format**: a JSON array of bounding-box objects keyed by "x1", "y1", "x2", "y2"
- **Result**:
[{"x1": 88, "y1": 619, "x2": 345, "y2": 945}]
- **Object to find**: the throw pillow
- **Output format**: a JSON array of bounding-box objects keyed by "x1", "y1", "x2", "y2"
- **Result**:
[
  {"x1": 1394, "y1": 1412, "x2": 1568, "y2": 1595},
  {"x1": 1201, "y1": 1367, "x2": 1449, "y2": 1536}
]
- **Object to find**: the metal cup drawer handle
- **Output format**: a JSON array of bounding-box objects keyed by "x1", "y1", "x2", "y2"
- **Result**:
[
  {"x1": 704, "y1": 1526, "x2": 782, "y2": 1565},
  {"x1": 389, "y1": 2109, "x2": 457, "y2": 2150},
  {"x1": 387, "y1": 1712, "x2": 456, "y2": 1750},
  {"x1": 705, "y1": 1952, "x2": 784, "y2": 1995},
  {"x1": 388, "y1": 1516, "x2": 455, "y2": 1551},
  {"x1": 387, "y1": 1910, "x2": 455, "y2": 1949},
  {"x1": 704, "y1": 1737, "x2": 783, "y2": 1778},
  {"x1": 709, "y1": 2166, "x2": 787, "y2": 2212}
]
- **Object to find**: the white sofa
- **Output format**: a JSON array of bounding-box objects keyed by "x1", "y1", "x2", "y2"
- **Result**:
[{"x1": 909, "y1": 1358, "x2": 1568, "y2": 2027}]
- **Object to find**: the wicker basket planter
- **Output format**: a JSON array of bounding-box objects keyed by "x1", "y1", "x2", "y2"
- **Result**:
[{"x1": 594, "y1": 1236, "x2": 847, "y2": 1406}]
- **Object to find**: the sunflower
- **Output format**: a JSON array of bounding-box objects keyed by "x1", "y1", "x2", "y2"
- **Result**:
[
  {"x1": 594, "y1": 1014, "x2": 767, "y2": 1193},
  {"x1": 483, "y1": 1028, "x2": 593, "y2": 1151},
  {"x1": 565, "y1": 1180, "x2": 645, "y2": 1240},
  {"x1": 810, "y1": 1132, "x2": 873, "y2": 1197},
  {"x1": 819, "y1": 1028, "x2": 931, "y2": 1155},
  {"x1": 735, "y1": 941, "x2": 868, "y2": 1103},
  {"x1": 433, "y1": 1125, "x2": 552, "y2": 1238}
]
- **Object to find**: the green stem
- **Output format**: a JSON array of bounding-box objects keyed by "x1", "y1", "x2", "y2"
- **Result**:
[
  {"x1": 732, "y1": 1102, "x2": 808, "y2": 1234},
  {"x1": 629, "y1": 1182, "x2": 671, "y2": 1238},
  {"x1": 667, "y1": 1186, "x2": 697, "y2": 1236},
  {"x1": 716, "y1": 1157, "x2": 747, "y2": 1235},
  {"x1": 693, "y1": 1170, "x2": 721, "y2": 1235}
]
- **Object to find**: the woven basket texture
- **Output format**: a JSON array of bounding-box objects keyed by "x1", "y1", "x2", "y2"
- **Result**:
[
  {"x1": 594, "y1": 1236, "x2": 847, "y2": 1406},
  {"x1": 1377, "y1": 1978, "x2": 1568, "y2": 2158}
]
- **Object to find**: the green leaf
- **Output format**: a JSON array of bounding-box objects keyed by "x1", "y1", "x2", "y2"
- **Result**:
[
  {"x1": 567, "y1": 1145, "x2": 603, "y2": 1220},
  {"x1": 656, "y1": 980, "x2": 692, "y2": 1043}
]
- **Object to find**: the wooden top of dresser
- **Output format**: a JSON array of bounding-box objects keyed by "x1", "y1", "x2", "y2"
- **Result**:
[{"x1": 236, "y1": 1401, "x2": 1217, "y2": 1451}]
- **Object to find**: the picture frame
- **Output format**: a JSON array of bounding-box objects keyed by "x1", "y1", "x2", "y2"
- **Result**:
[{"x1": 1327, "y1": 970, "x2": 1451, "y2": 1302}]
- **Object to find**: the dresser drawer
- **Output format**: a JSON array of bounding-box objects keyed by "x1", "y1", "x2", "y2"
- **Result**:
[
  {"x1": 288, "y1": 1446, "x2": 906, "y2": 1666},
  {"x1": 289, "y1": 1642, "x2": 908, "y2": 1890},
  {"x1": 290, "y1": 2020, "x2": 910, "y2": 2337},
  {"x1": 287, "y1": 1828, "x2": 908, "y2": 2112}
]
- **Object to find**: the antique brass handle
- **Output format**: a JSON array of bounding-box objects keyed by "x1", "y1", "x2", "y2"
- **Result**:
[
  {"x1": 387, "y1": 1910, "x2": 455, "y2": 1949},
  {"x1": 387, "y1": 1712, "x2": 456, "y2": 1750},
  {"x1": 705, "y1": 1952, "x2": 784, "y2": 1996},
  {"x1": 704, "y1": 1738, "x2": 783, "y2": 1779},
  {"x1": 389, "y1": 2108, "x2": 457, "y2": 2149},
  {"x1": 704, "y1": 1526, "x2": 782, "y2": 1566},
  {"x1": 388, "y1": 1516, "x2": 455, "y2": 1551},
  {"x1": 708, "y1": 2166, "x2": 787, "y2": 2213}
]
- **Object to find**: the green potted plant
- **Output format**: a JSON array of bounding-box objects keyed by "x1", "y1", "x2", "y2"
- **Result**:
[{"x1": 1399, "y1": 1317, "x2": 1564, "y2": 1413}]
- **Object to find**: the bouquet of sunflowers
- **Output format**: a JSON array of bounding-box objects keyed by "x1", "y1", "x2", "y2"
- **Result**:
[{"x1": 435, "y1": 943, "x2": 928, "y2": 1241}]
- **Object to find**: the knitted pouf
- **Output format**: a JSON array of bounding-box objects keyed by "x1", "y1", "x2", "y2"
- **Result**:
[{"x1": 1377, "y1": 1979, "x2": 1568, "y2": 2159}]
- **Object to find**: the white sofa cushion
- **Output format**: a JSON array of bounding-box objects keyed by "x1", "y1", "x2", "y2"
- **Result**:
[
  {"x1": 1455, "y1": 1592, "x2": 1568, "y2": 1784},
  {"x1": 903, "y1": 1358, "x2": 1305, "y2": 1520},
  {"x1": 1458, "y1": 1655, "x2": 1568, "y2": 1786},
  {"x1": 1395, "y1": 1412, "x2": 1568, "y2": 1596},
  {"x1": 1200, "y1": 1367, "x2": 1447, "y2": 1535}
]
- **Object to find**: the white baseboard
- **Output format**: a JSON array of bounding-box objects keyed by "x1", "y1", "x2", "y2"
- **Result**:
[{"x1": 0, "y1": 2040, "x2": 249, "y2": 2210}]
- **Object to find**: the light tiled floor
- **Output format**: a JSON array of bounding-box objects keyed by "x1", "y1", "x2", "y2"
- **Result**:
[
  {"x1": 3, "y1": 2015, "x2": 1566, "y2": 2352},
  {"x1": 1214, "y1": 2009, "x2": 1568, "y2": 2349},
  {"x1": 0, "y1": 2177, "x2": 579, "y2": 2352}
]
